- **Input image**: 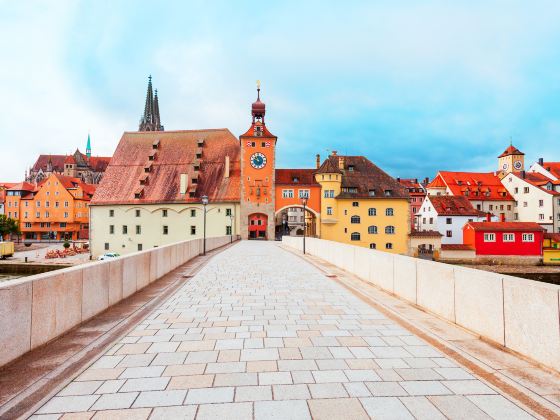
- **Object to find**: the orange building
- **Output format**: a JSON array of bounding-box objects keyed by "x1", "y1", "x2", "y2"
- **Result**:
[{"x1": 5, "y1": 174, "x2": 95, "y2": 241}]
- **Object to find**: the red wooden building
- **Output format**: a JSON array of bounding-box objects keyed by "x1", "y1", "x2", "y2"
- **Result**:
[{"x1": 463, "y1": 222, "x2": 544, "y2": 256}]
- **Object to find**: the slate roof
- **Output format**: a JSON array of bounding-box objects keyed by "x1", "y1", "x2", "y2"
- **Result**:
[
  {"x1": 317, "y1": 155, "x2": 408, "y2": 199},
  {"x1": 91, "y1": 129, "x2": 240, "y2": 205}
]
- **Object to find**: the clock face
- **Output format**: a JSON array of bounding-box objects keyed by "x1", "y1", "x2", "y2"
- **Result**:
[
  {"x1": 513, "y1": 160, "x2": 522, "y2": 170},
  {"x1": 502, "y1": 163, "x2": 508, "y2": 170},
  {"x1": 250, "y1": 152, "x2": 267, "y2": 169}
]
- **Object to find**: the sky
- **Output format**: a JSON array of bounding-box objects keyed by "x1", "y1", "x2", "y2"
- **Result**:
[{"x1": 1, "y1": 1, "x2": 560, "y2": 181}]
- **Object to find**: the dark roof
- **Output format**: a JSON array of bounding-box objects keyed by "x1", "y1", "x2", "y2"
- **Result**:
[
  {"x1": 465, "y1": 222, "x2": 545, "y2": 232},
  {"x1": 31, "y1": 152, "x2": 111, "y2": 173},
  {"x1": 91, "y1": 129, "x2": 240, "y2": 205},
  {"x1": 429, "y1": 195, "x2": 484, "y2": 216},
  {"x1": 409, "y1": 230, "x2": 443, "y2": 237},
  {"x1": 441, "y1": 244, "x2": 475, "y2": 251},
  {"x1": 498, "y1": 144, "x2": 524, "y2": 158},
  {"x1": 317, "y1": 155, "x2": 409, "y2": 199},
  {"x1": 275, "y1": 169, "x2": 319, "y2": 186}
]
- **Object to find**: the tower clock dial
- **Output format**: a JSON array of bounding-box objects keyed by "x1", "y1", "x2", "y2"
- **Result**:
[
  {"x1": 250, "y1": 152, "x2": 267, "y2": 169},
  {"x1": 513, "y1": 160, "x2": 522, "y2": 170},
  {"x1": 502, "y1": 163, "x2": 508, "y2": 170}
]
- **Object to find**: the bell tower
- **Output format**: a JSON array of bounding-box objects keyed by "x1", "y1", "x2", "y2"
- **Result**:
[
  {"x1": 498, "y1": 141, "x2": 525, "y2": 178},
  {"x1": 239, "y1": 82, "x2": 277, "y2": 240}
]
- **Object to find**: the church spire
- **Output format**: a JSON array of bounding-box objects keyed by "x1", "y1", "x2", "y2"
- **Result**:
[
  {"x1": 139, "y1": 75, "x2": 164, "y2": 131},
  {"x1": 86, "y1": 133, "x2": 91, "y2": 158}
]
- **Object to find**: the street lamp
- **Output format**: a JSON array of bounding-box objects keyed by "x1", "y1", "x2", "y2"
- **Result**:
[
  {"x1": 301, "y1": 196, "x2": 308, "y2": 254},
  {"x1": 228, "y1": 209, "x2": 234, "y2": 244},
  {"x1": 201, "y1": 195, "x2": 208, "y2": 255}
]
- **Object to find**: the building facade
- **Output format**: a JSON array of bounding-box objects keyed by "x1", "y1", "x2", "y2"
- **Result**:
[
  {"x1": 315, "y1": 153, "x2": 410, "y2": 254},
  {"x1": 89, "y1": 129, "x2": 241, "y2": 257},
  {"x1": 398, "y1": 178, "x2": 426, "y2": 230}
]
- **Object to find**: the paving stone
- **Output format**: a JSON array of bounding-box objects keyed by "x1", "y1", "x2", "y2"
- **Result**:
[
  {"x1": 90, "y1": 356, "x2": 125, "y2": 369},
  {"x1": 119, "y1": 366, "x2": 165, "y2": 379},
  {"x1": 206, "y1": 362, "x2": 246, "y2": 374},
  {"x1": 291, "y1": 370, "x2": 315, "y2": 384},
  {"x1": 132, "y1": 390, "x2": 187, "y2": 407},
  {"x1": 90, "y1": 392, "x2": 138, "y2": 410},
  {"x1": 117, "y1": 354, "x2": 156, "y2": 368},
  {"x1": 344, "y1": 369, "x2": 381, "y2": 382},
  {"x1": 395, "y1": 368, "x2": 444, "y2": 381},
  {"x1": 344, "y1": 382, "x2": 372, "y2": 397},
  {"x1": 197, "y1": 402, "x2": 253, "y2": 420},
  {"x1": 246, "y1": 361, "x2": 277, "y2": 372},
  {"x1": 429, "y1": 395, "x2": 492, "y2": 419},
  {"x1": 308, "y1": 383, "x2": 349, "y2": 398},
  {"x1": 162, "y1": 364, "x2": 205, "y2": 376},
  {"x1": 467, "y1": 395, "x2": 534, "y2": 419},
  {"x1": 213, "y1": 372, "x2": 258, "y2": 386},
  {"x1": 259, "y1": 371, "x2": 293, "y2": 385},
  {"x1": 37, "y1": 395, "x2": 100, "y2": 414},
  {"x1": 400, "y1": 380, "x2": 452, "y2": 396},
  {"x1": 360, "y1": 396, "x2": 415, "y2": 419},
  {"x1": 272, "y1": 384, "x2": 310, "y2": 400},
  {"x1": 277, "y1": 359, "x2": 317, "y2": 371},
  {"x1": 442, "y1": 380, "x2": 497, "y2": 395},
  {"x1": 149, "y1": 405, "x2": 197, "y2": 420},
  {"x1": 241, "y1": 348, "x2": 279, "y2": 361},
  {"x1": 400, "y1": 396, "x2": 447, "y2": 419},
  {"x1": 91, "y1": 407, "x2": 152, "y2": 419},
  {"x1": 308, "y1": 398, "x2": 369, "y2": 420},
  {"x1": 218, "y1": 350, "x2": 241, "y2": 362},
  {"x1": 58, "y1": 381, "x2": 103, "y2": 396},
  {"x1": 235, "y1": 385, "x2": 273, "y2": 402},
  {"x1": 366, "y1": 381, "x2": 408, "y2": 397},
  {"x1": 184, "y1": 350, "x2": 218, "y2": 364},
  {"x1": 95, "y1": 380, "x2": 125, "y2": 394},
  {"x1": 120, "y1": 377, "x2": 170, "y2": 392},
  {"x1": 312, "y1": 369, "x2": 348, "y2": 383},
  {"x1": 254, "y1": 400, "x2": 311, "y2": 420},
  {"x1": 184, "y1": 386, "x2": 234, "y2": 404}
]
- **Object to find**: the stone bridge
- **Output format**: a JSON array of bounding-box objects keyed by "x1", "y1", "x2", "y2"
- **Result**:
[{"x1": 0, "y1": 239, "x2": 559, "y2": 419}]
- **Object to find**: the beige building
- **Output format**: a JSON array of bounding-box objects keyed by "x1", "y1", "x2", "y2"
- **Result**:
[{"x1": 90, "y1": 129, "x2": 241, "y2": 257}]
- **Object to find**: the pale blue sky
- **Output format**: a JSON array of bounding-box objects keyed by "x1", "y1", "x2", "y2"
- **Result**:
[{"x1": 1, "y1": 1, "x2": 559, "y2": 181}]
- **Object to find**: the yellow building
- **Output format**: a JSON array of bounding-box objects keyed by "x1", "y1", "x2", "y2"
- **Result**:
[
  {"x1": 543, "y1": 233, "x2": 560, "y2": 265},
  {"x1": 315, "y1": 153, "x2": 410, "y2": 254}
]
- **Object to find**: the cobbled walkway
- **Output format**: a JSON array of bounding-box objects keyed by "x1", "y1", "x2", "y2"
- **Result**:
[{"x1": 31, "y1": 241, "x2": 535, "y2": 419}]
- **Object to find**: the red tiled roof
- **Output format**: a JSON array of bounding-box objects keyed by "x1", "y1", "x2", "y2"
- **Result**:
[
  {"x1": 398, "y1": 178, "x2": 426, "y2": 196},
  {"x1": 32, "y1": 153, "x2": 111, "y2": 173},
  {"x1": 429, "y1": 171, "x2": 513, "y2": 201},
  {"x1": 91, "y1": 129, "x2": 241, "y2": 205},
  {"x1": 240, "y1": 122, "x2": 276, "y2": 138},
  {"x1": 465, "y1": 221, "x2": 545, "y2": 232},
  {"x1": 512, "y1": 172, "x2": 560, "y2": 196},
  {"x1": 541, "y1": 162, "x2": 560, "y2": 179},
  {"x1": 426, "y1": 175, "x2": 447, "y2": 188},
  {"x1": 88, "y1": 156, "x2": 111, "y2": 172},
  {"x1": 428, "y1": 195, "x2": 484, "y2": 216},
  {"x1": 275, "y1": 169, "x2": 319, "y2": 186},
  {"x1": 441, "y1": 244, "x2": 475, "y2": 251},
  {"x1": 7, "y1": 182, "x2": 36, "y2": 192},
  {"x1": 545, "y1": 233, "x2": 560, "y2": 242},
  {"x1": 316, "y1": 155, "x2": 409, "y2": 199},
  {"x1": 31, "y1": 155, "x2": 66, "y2": 172},
  {"x1": 498, "y1": 144, "x2": 524, "y2": 158},
  {"x1": 64, "y1": 155, "x2": 76, "y2": 164}
]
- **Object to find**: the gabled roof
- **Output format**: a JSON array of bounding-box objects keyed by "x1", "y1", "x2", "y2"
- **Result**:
[
  {"x1": 7, "y1": 182, "x2": 36, "y2": 192},
  {"x1": 541, "y1": 162, "x2": 560, "y2": 179},
  {"x1": 275, "y1": 169, "x2": 319, "y2": 186},
  {"x1": 428, "y1": 195, "x2": 484, "y2": 216},
  {"x1": 398, "y1": 178, "x2": 426, "y2": 195},
  {"x1": 240, "y1": 122, "x2": 276, "y2": 138},
  {"x1": 511, "y1": 172, "x2": 560, "y2": 196},
  {"x1": 317, "y1": 155, "x2": 409, "y2": 199},
  {"x1": 498, "y1": 144, "x2": 524, "y2": 158},
  {"x1": 91, "y1": 129, "x2": 241, "y2": 205},
  {"x1": 465, "y1": 221, "x2": 545, "y2": 232},
  {"x1": 428, "y1": 171, "x2": 513, "y2": 201}
]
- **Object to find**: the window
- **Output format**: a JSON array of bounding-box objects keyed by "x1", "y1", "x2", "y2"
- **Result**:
[
  {"x1": 368, "y1": 226, "x2": 378, "y2": 234},
  {"x1": 323, "y1": 190, "x2": 335, "y2": 198},
  {"x1": 385, "y1": 226, "x2": 395, "y2": 234},
  {"x1": 385, "y1": 208, "x2": 394, "y2": 216},
  {"x1": 55, "y1": 202, "x2": 59, "y2": 208},
  {"x1": 342, "y1": 187, "x2": 358, "y2": 193},
  {"x1": 191, "y1": 209, "x2": 196, "y2": 217},
  {"x1": 539, "y1": 200, "x2": 544, "y2": 207},
  {"x1": 36, "y1": 212, "x2": 40, "y2": 218},
  {"x1": 60, "y1": 222, "x2": 67, "y2": 228},
  {"x1": 226, "y1": 226, "x2": 232, "y2": 235},
  {"x1": 523, "y1": 202, "x2": 528, "y2": 207},
  {"x1": 539, "y1": 213, "x2": 545, "y2": 220},
  {"x1": 24, "y1": 222, "x2": 32, "y2": 228},
  {"x1": 329, "y1": 190, "x2": 334, "y2": 198},
  {"x1": 446, "y1": 217, "x2": 452, "y2": 224},
  {"x1": 368, "y1": 208, "x2": 376, "y2": 216},
  {"x1": 385, "y1": 243, "x2": 393, "y2": 249},
  {"x1": 138, "y1": 244, "x2": 143, "y2": 251},
  {"x1": 45, "y1": 211, "x2": 49, "y2": 218},
  {"x1": 348, "y1": 165, "x2": 354, "y2": 171},
  {"x1": 109, "y1": 209, "x2": 114, "y2": 217},
  {"x1": 507, "y1": 205, "x2": 511, "y2": 211},
  {"x1": 45, "y1": 201, "x2": 50, "y2": 208},
  {"x1": 122, "y1": 225, "x2": 128, "y2": 234},
  {"x1": 226, "y1": 208, "x2": 232, "y2": 216},
  {"x1": 326, "y1": 207, "x2": 333, "y2": 215},
  {"x1": 24, "y1": 212, "x2": 28, "y2": 218},
  {"x1": 64, "y1": 212, "x2": 68, "y2": 218},
  {"x1": 344, "y1": 228, "x2": 347, "y2": 233},
  {"x1": 64, "y1": 201, "x2": 69, "y2": 208},
  {"x1": 350, "y1": 215, "x2": 361, "y2": 224},
  {"x1": 384, "y1": 190, "x2": 392, "y2": 197},
  {"x1": 484, "y1": 233, "x2": 495, "y2": 242},
  {"x1": 446, "y1": 230, "x2": 452, "y2": 237},
  {"x1": 298, "y1": 190, "x2": 310, "y2": 199},
  {"x1": 489, "y1": 205, "x2": 494, "y2": 211},
  {"x1": 283, "y1": 189, "x2": 294, "y2": 199},
  {"x1": 523, "y1": 187, "x2": 529, "y2": 193},
  {"x1": 422, "y1": 218, "x2": 426, "y2": 224},
  {"x1": 136, "y1": 225, "x2": 141, "y2": 234},
  {"x1": 369, "y1": 243, "x2": 376, "y2": 249},
  {"x1": 110, "y1": 225, "x2": 114, "y2": 234},
  {"x1": 368, "y1": 189, "x2": 376, "y2": 197},
  {"x1": 352, "y1": 202, "x2": 359, "y2": 207},
  {"x1": 190, "y1": 226, "x2": 196, "y2": 235},
  {"x1": 522, "y1": 233, "x2": 534, "y2": 242},
  {"x1": 163, "y1": 225, "x2": 168, "y2": 235},
  {"x1": 104, "y1": 243, "x2": 109, "y2": 250},
  {"x1": 350, "y1": 232, "x2": 361, "y2": 241},
  {"x1": 429, "y1": 217, "x2": 433, "y2": 224},
  {"x1": 162, "y1": 209, "x2": 168, "y2": 217},
  {"x1": 136, "y1": 209, "x2": 141, "y2": 217},
  {"x1": 503, "y1": 233, "x2": 514, "y2": 242}
]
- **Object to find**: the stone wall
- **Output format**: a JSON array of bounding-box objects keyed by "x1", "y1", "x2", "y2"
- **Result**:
[
  {"x1": 282, "y1": 236, "x2": 560, "y2": 372},
  {"x1": 0, "y1": 235, "x2": 237, "y2": 368}
]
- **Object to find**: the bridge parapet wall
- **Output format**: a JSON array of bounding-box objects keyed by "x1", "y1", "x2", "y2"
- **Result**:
[
  {"x1": 0, "y1": 235, "x2": 237, "y2": 368},
  {"x1": 283, "y1": 236, "x2": 560, "y2": 373}
]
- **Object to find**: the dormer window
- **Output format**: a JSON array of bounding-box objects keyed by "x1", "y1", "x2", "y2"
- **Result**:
[
  {"x1": 152, "y1": 139, "x2": 160, "y2": 149},
  {"x1": 197, "y1": 139, "x2": 204, "y2": 147},
  {"x1": 348, "y1": 165, "x2": 355, "y2": 172},
  {"x1": 292, "y1": 177, "x2": 299, "y2": 183},
  {"x1": 368, "y1": 189, "x2": 376, "y2": 197},
  {"x1": 384, "y1": 190, "x2": 392, "y2": 197}
]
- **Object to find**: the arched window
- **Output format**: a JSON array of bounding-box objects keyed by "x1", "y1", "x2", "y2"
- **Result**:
[
  {"x1": 385, "y1": 226, "x2": 395, "y2": 234},
  {"x1": 369, "y1": 243, "x2": 376, "y2": 249},
  {"x1": 368, "y1": 208, "x2": 376, "y2": 216},
  {"x1": 368, "y1": 226, "x2": 378, "y2": 234},
  {"x1": 386, "y1": 208, "x2": 394, "y2": 216},
  {"x1": 351, "y1": 232, "x2": 361, "y2": 241},
  {"x1": 350, "y1": 215, "x2": 361, "y2": 224},
  {"x1": 386, "y1": 243, "x2": 393, "y2": 249}
]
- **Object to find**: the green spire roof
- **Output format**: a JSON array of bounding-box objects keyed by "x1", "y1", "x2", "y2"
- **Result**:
[{"x1": 86, "y1": 133, "x2": 91, "y2": 157}]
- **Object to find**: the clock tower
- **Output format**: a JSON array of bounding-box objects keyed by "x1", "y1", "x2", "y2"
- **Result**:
[
  {"x1": 498, "y1": 142, "x2": 525, "y2": 178},
  {"x1": 239, "y1": 82, "x2": 278, "y2": 240}
]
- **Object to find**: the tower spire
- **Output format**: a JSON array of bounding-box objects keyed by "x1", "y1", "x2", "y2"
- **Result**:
[
  {"x1": 139, "y1": 75, "x2": 164, "y2": 131},
  {"x1": 86, "y1": 133, "x2": 91, "y2": 158}
]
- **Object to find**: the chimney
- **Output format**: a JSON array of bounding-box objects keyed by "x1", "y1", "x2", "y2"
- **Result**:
[
  {"x1": 180, "y1": 174, "x2": 189, "y2": 195},
  {"x1": 331, "y1": 150, "x2": 337, "y2": 156},
  {"x1": 224, "y1": 155, "x2": 230, "y2": 178},
  {"x1": 396, "y1": 177, "x2": 401, "y2": 182},
  {"x1": 486, "y1": 212, "x2": 491, "y2": 222},
  {"x1": 521, "y1": 170, "x2": 526, "y2": 179},
  {"x1": 338, "y1": 156, "x2": 345, "y2": 170},
  {"x1": 316, "y1": 154, "x2": 320, "y2": 169},
  {"x1": 414, "y1": 178, "x2": 418, "y2": 183},
  {"x1": 500, "y1": 213, "x2": 505, "y2": 222},
  {"x1": 538, "y1": 157, "x2": 544, "y2": 166},
  {"x1": 424, "y1": 177, "x2": 429, "y2": 184}
]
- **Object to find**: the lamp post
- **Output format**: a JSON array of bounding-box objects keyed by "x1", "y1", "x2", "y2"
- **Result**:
[
  {"x1": 202, "y1": 195, "x2": 208, "y2": 255},
  {"x1": 228, "y1": 210, "x2": 234, "y2": 244},
  {"x1": 301, "y1": 196, "x2": 308, "y2": 254}
]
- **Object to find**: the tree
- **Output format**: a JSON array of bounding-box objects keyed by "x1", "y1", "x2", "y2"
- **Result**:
[{"x1": 0, "y1": 215, "x2": 20, "y2": 241}]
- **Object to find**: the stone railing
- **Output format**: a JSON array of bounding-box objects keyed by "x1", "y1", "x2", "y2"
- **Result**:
[
  {"x1": 283, "y1": 236, "x2": 560, "y2": 372},
  {"x1": 0, "y1": 235, "x2": 238, "y2": 368}
]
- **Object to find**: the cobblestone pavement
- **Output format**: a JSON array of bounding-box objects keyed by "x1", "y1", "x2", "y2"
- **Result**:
[{"x1": 30, "y1": 241, "x2": 535, "y2": 419}]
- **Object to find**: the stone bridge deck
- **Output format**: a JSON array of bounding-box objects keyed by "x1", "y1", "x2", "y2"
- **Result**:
[{"x1": 23, "y1": 242, "x2": 557, "y2": 419}]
